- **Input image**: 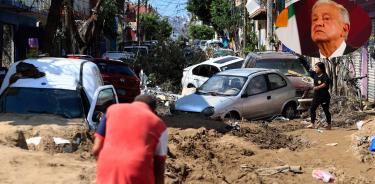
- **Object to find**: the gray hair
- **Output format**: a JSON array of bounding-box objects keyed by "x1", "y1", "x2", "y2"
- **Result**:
[{"x1": 312, "y1": 0, "x2": 350, "y2": 25}]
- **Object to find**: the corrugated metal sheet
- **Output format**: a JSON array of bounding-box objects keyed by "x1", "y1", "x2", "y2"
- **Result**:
[
  {"x1": 369, "y1": 59, "x2": 375, "y2": 102},
  {"x1": 352, "y1": 50, "x2": 361, "y2": 77},
  {"x1": 368, "y1": 19, "x2": 375, "y2": 103}
]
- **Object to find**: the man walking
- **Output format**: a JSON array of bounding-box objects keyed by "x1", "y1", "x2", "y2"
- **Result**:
[{"x1": 93, "y1": 95, "x2": 168, "y2": 184}]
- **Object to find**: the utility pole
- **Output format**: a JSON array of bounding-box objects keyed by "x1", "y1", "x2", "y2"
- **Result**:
[
  {"x1": 136, "y1": 0, "x2": 141, "y2": 43},
  {"x1": 266, "y1": 0, "x2": 273, "y2": 50},
  {"x1": 124, "y1": 0, "x2": 128, "y2": 43},
  {"x1": 242, "y1": 0, "x2": 247, "y2": 57},
  {"x1": 145, "y1": 0, "x2": 148, "y2": 13}
]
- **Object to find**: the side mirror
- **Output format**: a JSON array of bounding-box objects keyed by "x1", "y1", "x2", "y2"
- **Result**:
[{"x1": 241, "y1": 93, "x2": 248, "y2": 98}]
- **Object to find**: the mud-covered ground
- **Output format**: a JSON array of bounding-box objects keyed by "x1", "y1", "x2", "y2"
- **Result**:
[
  {"x1": 163, "y1": 113, "x2": 375, "y2": 184},
  {"x1": 0, "y1": 109, "x2": 374, "y2": 183}
]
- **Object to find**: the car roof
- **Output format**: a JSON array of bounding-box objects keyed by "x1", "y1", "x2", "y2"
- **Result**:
[
  {"x1": 217, "y1": 68, "x2": 275, "y2": 77},
  {"x1": 248, "y1": 51, "x2": 300, "y2": 60},
  {"x1": 0, "y1": 57, "x2": 102, "y2": 102},
  {"x1": 199, "y1": 56, "x2": 243, "y2": 66},
  {"x1": 93, "y1": 58, "x2": 129, "y2": 66}
]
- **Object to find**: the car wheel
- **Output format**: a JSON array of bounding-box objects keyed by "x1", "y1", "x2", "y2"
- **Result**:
[
  {"x1": 282, "y1": 103, "x2": 296, "y2": 119},
  {"x1": 225, "y1": 111, "x2": 241, "y2": 120}
]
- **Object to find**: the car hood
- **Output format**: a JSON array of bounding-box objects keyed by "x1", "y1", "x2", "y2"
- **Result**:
[{"x1": 175, "y1": 93, "x2": 235, "y2": 113}]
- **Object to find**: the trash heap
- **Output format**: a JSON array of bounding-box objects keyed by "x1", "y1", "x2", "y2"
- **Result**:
[
  {"x1": 352, "y1": 119, "x2": 375, "y2": 163},
  {"x1": 141, "y1": 86, "x2": 182, "y2": 116}
]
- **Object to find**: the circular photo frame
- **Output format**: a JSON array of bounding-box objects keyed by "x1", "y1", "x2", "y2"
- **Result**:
[{"x1": 275, "y1": 0, "x2": 372, "y2": 59}]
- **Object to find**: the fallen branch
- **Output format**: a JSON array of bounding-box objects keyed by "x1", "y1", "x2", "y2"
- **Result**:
[{"x1": 255, "y1": 165, "x2": 303, "y2": 176}]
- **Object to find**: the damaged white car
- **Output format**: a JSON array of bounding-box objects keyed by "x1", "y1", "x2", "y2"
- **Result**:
[
  {"x1": 174, "y1": 68, "x2": 298, "y2": 120},
  {"x1": 0, "y1": 58, "x2": 118, "y2": 152},
  {"x1": 181, "y1": 56, "x2": 244, "y2": 89}
]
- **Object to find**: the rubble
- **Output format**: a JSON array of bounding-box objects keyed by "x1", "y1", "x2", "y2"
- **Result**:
[
  {"x1": 231, "y1": 124, "x2": 310, "y2": 151},
  {"x1": 351, "y1": 119, "x2": 375, "y2": 163},
  {"x1": 327, "y1": 167, "x2": 373, "y2": 184},
  {"x1": 141, "y1": 86, "x2": 181, "y2": 103}
]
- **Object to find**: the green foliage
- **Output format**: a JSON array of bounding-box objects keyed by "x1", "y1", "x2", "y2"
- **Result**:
[
  {"x1": 140, "y1": 13, "x2": 172, "y2": 40},
  {"x1": 137, "y1": 41, "x2": 206, "y2": 92},
  {"x1": 102, "y1": 0, "x2": 119, "y2": 39},
  {"x1": 243, "y1": 31, "x2": 259, "y2": 54},
  {"x1": 188, "y1": 24, "x2": 215, "y2": 40},
  {"x1": 210, "y1": 0, "x2": 240, "y2": 35},
  {"x1": 187, "y1": 0, "x2": 212, "y2": 24},
  {"x1": 158, "y1": 18, "x2": 173, "y2": 40},
  {"x1": 259, "y1": 45, "x2": 266, "y2": 51}
]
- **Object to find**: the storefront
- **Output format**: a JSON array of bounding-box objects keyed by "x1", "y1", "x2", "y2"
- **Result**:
[{"x1": 0, "y1": 10, "x2": 42, "y2": 67}]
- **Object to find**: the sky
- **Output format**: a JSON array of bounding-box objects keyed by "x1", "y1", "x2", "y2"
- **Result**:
[{"x1": 148, "y1": 0, "x2": 188, "y2": 17}]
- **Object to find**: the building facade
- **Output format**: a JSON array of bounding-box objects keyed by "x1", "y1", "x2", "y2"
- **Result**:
[
  {"x1": 0, "y1": 0, "x2": 48, "y2": 67},
  {"x1": 169, "y1": 16, "x2": 188, "y2": 41},
  {"x1": 0, "y1": 0, "x2": 93, "y2": 66}
]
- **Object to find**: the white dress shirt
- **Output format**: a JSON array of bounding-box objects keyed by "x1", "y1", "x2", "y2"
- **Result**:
[{"x1": 320, "y1": 41, "x2": 346, "y2": 60}]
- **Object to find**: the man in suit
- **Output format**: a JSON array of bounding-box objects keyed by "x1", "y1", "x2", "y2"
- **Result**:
[{"x1": 311, "y1": 0, "x2": 354, "y2": 59}]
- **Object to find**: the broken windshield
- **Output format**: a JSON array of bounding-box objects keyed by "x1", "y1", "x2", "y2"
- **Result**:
[{"x1": 0, "y1": 87, "x2": 83, "y2": 118}]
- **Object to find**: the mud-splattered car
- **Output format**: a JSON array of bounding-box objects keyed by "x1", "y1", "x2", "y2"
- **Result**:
[
  {"x1": 242, "y1": 52, "x2": 313, "y2": 98},
  {"x1": 174, "y1": 68, "x2": 298, "y2": 120},
  {"x1": 0, "y1": 58, "x2": 118, "y2": 152}
]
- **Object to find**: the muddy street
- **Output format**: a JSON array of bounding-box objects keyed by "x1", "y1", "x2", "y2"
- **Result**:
[
  {"x1": 163, "y1": 113, "x2": 375, "y2": 184},
  {"x1": 0, "y1": 111, "x2": 374, "y2": 183}
]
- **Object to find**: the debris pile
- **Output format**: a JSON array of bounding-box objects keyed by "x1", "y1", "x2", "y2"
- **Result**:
[
  {"x1": 142, "y1": 86, "x2": 182, "y2": 116},
  {"x1": 352, "y1": 119, "x2": 375, "y2": 163},
  {"x1": 326, "y1": 167, "x2": 373, "y2": 184},
  {"x1": 142, "y1": 86, "x2": 181, "y2": 104},
  {"x1": 231, "y1": 124, "x2": 309, "y2": 151},
  {"x1": 166, "y1": 127, "x2": 260, "y2": 183},
  {"x1": 0, "y1": 114, "x2": 92, "y2": 154}
]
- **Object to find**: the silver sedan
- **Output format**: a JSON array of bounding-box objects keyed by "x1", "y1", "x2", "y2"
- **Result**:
[{"x1": 174, "y1": 68, "x2": 298, "y2": 120}]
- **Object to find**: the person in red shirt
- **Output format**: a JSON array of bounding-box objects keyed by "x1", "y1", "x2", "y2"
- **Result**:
[{"x1": 92, "y1": 95, "x2": 168, "y2": 184}]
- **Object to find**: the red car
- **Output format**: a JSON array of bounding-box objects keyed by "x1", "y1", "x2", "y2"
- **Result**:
[{"x1": 93, "y1": 59, "x2": 140, "y2": 103}]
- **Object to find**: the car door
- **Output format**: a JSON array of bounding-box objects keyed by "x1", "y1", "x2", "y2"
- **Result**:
[
  {"x1": 87, "y1": 85, "x2": 118, "y2": 129},
  {"x1": 266, "y1": 73, "x2": 294, "y2": 115},
  {"x1": 241, "y1": 74, "x2": 271, "y2": 119}
]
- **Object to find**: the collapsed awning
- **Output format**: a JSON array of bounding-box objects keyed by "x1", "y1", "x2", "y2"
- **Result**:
[
  {"x1": 249, "y1": 8, "x2": 267, "y2": 20},
  {"x1": 246, "y1": 0, "x2": 267, "y2": 20}
]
